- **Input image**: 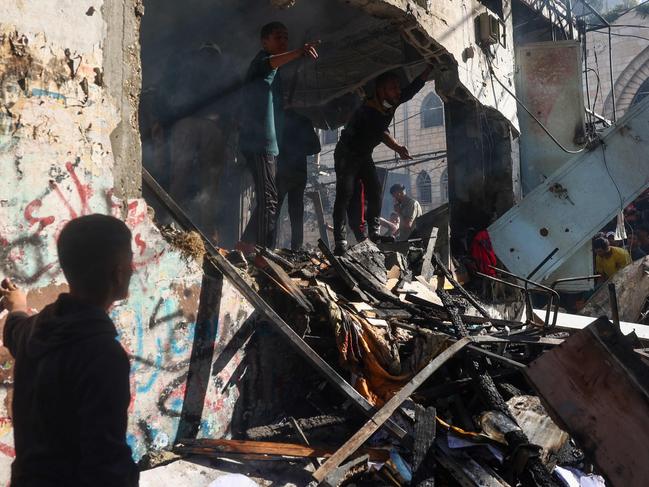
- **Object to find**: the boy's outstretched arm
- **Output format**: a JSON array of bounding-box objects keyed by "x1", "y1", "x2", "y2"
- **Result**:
[{"x1": 269, "y1": 42, "x2": 319, "y2": 69}]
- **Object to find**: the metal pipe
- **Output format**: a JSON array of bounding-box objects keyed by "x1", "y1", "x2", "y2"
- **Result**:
[
  {"x1": 476, "y1": 271, "x2": 533, "y2": 324},
  {"x1": 491, "y1": 266, "x2": 561, "y2": 329},
  {"x1": 551, "y1": 274, "x2": 601, "y2": 289}
]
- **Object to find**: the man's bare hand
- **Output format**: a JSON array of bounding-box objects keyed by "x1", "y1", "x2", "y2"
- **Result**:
[
  {"x1": 396, "y1": 145, "x2": 413, "y2": 160},
  {"x1": 0, "y1": 278, "x2": 27, "y2": 314},
  {"x1": 302, "y1": 42, "x2": 319, "y2": 60}
]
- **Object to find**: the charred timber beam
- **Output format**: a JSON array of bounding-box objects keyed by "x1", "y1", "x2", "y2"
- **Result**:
[{"x1": 437, "y1": 289, "x2": 559, "y2": 487}]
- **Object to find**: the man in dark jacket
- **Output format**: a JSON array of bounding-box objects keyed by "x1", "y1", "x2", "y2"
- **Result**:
[
  {"x1": 332, "y1": 66, "x2": 432, "y2": 255},
  {"x1": 1, "y1": 214, "x2": 138, "y2": 487},
  {"x1": 276, "y1": 110, "x2": 321, "y2": 250}
]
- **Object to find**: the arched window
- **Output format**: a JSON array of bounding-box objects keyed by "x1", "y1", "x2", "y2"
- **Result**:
[
  {"x1": 631, "y1": 79, "x2": 649, "y2": 107},
  {"x1": 421, "y1": 92, "x2": 444, "y2": 128},
  {"x1": 417, "y1": 171, "x2": 432, "y2": 205},
  {"x1": 440, "y1": 169, "x2": 448, "y2": 202}
]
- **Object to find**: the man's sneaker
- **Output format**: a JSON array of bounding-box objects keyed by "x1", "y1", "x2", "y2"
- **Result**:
[{"x1": 333, "y1": 241, "x2": 348, "y2": 256}]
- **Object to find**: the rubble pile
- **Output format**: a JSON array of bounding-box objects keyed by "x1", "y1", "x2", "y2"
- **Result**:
[{"x1": 171, "y1": 238, "x2": 642, "y2": 487}]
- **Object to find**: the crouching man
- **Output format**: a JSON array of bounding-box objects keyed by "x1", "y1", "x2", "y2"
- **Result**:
[{"x1": 1, "y1": 214, "x2": 139, "y2": 487}]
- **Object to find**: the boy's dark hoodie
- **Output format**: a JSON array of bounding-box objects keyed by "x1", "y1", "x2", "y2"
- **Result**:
[{"x1": 3, "y1": 293, "x2": 139, "y2": 486}]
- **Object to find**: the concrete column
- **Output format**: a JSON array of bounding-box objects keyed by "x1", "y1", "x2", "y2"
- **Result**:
[{"x1": 444, "y1": 99, "x2": 519, "y2": 245}]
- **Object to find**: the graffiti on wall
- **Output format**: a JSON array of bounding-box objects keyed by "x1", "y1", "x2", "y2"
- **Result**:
[{"x1": 0, "y1": 27, "x2": 254, "y2": 484}]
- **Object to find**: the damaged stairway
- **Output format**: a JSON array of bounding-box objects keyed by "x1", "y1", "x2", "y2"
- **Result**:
[{"x1": 489, "y1": 96, "x2": 649, "y2": 282}]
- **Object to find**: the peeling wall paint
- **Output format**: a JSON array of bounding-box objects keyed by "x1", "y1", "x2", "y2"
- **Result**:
[{"x1": 0, "y1": 4, "x2": 253, "y2": 482}]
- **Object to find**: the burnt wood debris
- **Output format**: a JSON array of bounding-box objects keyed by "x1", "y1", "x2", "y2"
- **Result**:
[{"x1": 145, "y1": 170, "x2": 649, "y2": 486}]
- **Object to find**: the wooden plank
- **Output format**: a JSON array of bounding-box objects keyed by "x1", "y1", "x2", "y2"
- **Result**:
[
  {"x1": 176, "y1": 439, "x2": 389, "y2": 462},
  {"x1": 317, "y1": 238, "x2": 370, "y2": 301},
  {"x1": 313, "y1": 337, "x2": 471, "y2": 482},
  {"x1": 307, "y1": 190, "x2": 331, "y2": 248},
  {"x1": 526, "y1": 317, "x2": 649, "y2": 487},
  {"x1": 419, "y1": 227, "x2": 438, "y2": 280},
  {"x1": 255, "y1": 254, "x2": 314, "y2": 312},
  {"x1": 142, "y1": 167, "x2": 408, "y2": 441}
]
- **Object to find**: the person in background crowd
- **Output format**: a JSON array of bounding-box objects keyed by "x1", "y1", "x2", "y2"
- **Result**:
[
  {"x1": 276, "y1": 109, "x2": 321, "y2": 250},
  {"x1": 637, "y1": 226, "x2": 649, "y2": 254},
  {"x1": 390, "y1": 183, "x2": 422, "y2": 240},
  {"x1": 380, "y1": 212, "x2": 400, "y2": 238},
  {"x1": 594, "y1": 236, "x2": 631, "y2": 281},
  {"x1": 629, "y1": 232, "x2": 647, "y2": 261},
  {"x1": 605, "y1": 231, "x2": 618, "y2": 247}
]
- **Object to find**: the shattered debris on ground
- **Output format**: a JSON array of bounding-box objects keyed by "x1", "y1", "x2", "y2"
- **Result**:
[{"x1": 153, "y1": 235, "x2": 649, "y2": 487}]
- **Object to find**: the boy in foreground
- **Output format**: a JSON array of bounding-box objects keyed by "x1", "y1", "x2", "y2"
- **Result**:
[{"x1": 1, "y1": 214, "x2": 139, "y2": 486}]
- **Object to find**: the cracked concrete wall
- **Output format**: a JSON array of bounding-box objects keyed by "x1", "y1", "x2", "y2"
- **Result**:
[
  {"x1": 348, "y1": 0, "x2": 519, "y2": 130},
  {"x1": 0, "y1": 1, "x2": 252, "y2": 479}
]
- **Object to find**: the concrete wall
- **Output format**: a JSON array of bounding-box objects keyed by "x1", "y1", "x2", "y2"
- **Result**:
[
  {"x1": 585, "y1": 11, "x2": 649, "y2": 120},
  {"x1": 0, "y1": 1, "x2": 253, "y2": 480}
]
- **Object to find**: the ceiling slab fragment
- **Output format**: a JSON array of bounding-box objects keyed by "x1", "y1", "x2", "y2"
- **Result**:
[{"x1": 140, "y1": 0, "x2": 518, "y2": 129}]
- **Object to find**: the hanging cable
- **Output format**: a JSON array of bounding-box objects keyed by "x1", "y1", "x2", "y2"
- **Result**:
[{"x1": 486, "y1": 56, "x2": 587, "y2": 154}]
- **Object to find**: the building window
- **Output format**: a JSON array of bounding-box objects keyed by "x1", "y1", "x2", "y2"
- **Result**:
[
  {"x1": 416, "y1": 171, "x2": 432, "y2": 205},
  {"x1": 631, "y1": 79, "x2": 649, "y2": 107},
  {"x1": 421, "y1": 92, "x2": 444, "y2": 128},
  {"x1": 322, "y1": 128, "x2": 338, "y2": 145},
  {"x1": 440, "y1": 169, "x2": 448, "y2": 202}
]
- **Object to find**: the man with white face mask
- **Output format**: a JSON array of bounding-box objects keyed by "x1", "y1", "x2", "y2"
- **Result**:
[{"x1": 331, "y1": 66, "x2": 432, "y2": 255}]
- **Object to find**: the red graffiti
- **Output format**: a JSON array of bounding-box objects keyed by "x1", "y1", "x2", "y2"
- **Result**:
[
  {"x1": 134, "y1": 233, "x2": 146, "y2": 256},
  {"x1": 126, "y1": 201, "x2": 146, "y2": 229},
  {"x1": 50, "y1": 180, "x2": 79, "y2": 219},
  {"x1": 24, "y1": 199, "x2": 55, "y2": 233},
  {"x1": 0, "y1": 442, "x2": 15, "y2": 458},
  {"x1": 66, "y1": 162, "x2": 92, "y2": 215}
]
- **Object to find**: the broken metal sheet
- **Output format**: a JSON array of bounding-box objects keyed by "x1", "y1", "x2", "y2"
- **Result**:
[
  {"x1": 533, "y1": 309, "x2": 649, "y2": 340},
  {"x1": 488, "y1": 97, "x2": 649, "y2": 281},
  {"x1": 526, "y1": 317, "x2": 649, "y2": 487},
  {"x1": 515, "y1": 41, "x2": 586, "y2": 194}
]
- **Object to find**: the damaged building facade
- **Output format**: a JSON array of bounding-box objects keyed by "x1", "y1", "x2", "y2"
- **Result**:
[{"x1": 2, "y1": 0, "x2": 648, "y2": 486}]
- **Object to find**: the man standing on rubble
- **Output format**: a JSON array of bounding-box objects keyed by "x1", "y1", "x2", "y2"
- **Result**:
[
  {"x1": 238, "y1": 22, "x2": 319, "y2": 250},
  {"x1": 390, "y1": 183, "x2": 422, "y2": 240},
  {"x1": 276, "y1": 109, "x2": 321, "y2": 250},
  {"x1": 332, "y1": 65, "x2": 432, "y2": 255},
  {"x1": 1, "y1": 215, "x2": 139, "y2": 486}
]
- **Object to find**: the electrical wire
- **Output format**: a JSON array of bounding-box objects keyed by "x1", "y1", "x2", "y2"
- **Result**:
[
  {"x1": 585, "y1": 67, "x2": 601, "y2": 115},
  {"x1": 486, "y1": 57, "x2": 587, "y2": 155},
  {"x1": 600, "y1": 142, "x2": 633, "y2": 250}
]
